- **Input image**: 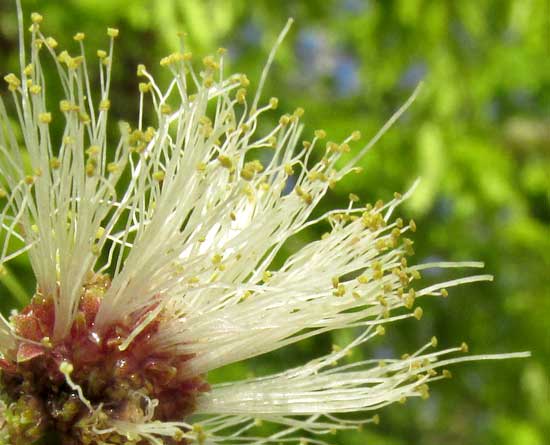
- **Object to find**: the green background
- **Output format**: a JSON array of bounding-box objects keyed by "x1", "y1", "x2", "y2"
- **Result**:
[{"x1": 0, "y1": 0, "x2": 549, "y2": 444}]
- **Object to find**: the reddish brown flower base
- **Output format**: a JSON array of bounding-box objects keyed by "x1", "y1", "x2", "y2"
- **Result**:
[{"x1": 0, "y1": 274, "x2": 208, "y2": 444}]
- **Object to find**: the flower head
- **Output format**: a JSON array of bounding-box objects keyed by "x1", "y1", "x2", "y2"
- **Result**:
[{"x1": 0, "y1": 3, "x2": 528, "y2": 445}]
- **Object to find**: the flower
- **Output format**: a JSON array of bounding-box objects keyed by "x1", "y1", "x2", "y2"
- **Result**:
[{"x1": 0, "y1": 3, "x2": 528, "y2": 445}]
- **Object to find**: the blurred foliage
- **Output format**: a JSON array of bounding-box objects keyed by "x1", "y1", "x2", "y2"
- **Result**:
[{"x1": 0, "y1": 0, "x2": 549, "y2": 444}]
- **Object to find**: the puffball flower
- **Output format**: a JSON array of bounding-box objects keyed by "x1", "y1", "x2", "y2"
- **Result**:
[{"x1": 0, "y1": 4, "x2": 527, "y2": 445}]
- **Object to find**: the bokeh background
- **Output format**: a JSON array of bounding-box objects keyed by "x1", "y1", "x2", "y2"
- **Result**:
[{"x1": 0, "y1": 0, "x2": 549, "y2": 444}]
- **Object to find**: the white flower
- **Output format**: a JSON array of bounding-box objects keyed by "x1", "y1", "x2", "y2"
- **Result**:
[{"x1": 0, "y1": 3, "x2": 528, "y2": 445}]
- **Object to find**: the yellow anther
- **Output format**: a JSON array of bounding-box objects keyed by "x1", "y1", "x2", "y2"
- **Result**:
[
  {"x1": 29, "y1": 84, "x2": 42, "y2": 95},
  {"x1": 269, "y1": 97, "x2": 279, "y2": 109},
  {"x1": 236, "y1": 88, "x2": 247, "y2": 104},
  {"x1": 409, "y1": 219, "x2": 417, "y2": 232},
  {"x1": 41, "y1": 38, "x2": 56, "y2": 51},
  {"x1": 153, "y1": 171, "x2": 165, "y2": 182},
  {"x1": 107, "y1": 162, "x2": 119, "y2": 173},
  {"x1": 262, "y1": 270, "x2": 272, "y2": 282},
  {"x1": 396, "y1": 218, "x2": 404, "y2": 228},
  {"x1": 95, "y1": 227, "x2": 105, "y2": 239},
  {"x1": 31, "y1": 12, "x2": 43, "y2": 24},
  {"x1": 279, "y1": 114, "x2": 291, "y2": 126},
  {"x1": 293, "y1": 107, "x2": 304, "y2": 118},
  {"x1": 373, "y1": 269, "x2": 384, "y2": 281},
  {"x1": 295, "y1": 186, "x2": 312, "y2": 204},
  {"x1": 59, "y1": 361, "x2": 74, "y2": 375},
  {"x1": 73, "y1": 32, "x2": 85, "y2": 41},
  {"x1": 144, "y1": 127, "x2": 156, "y2": 142},
  {"x1": 403, "y1": 238, "x2": 415, "y2": 256},
  {"x1": 79, "y1": 112, "x2": 91, "y2": 124},
  {"x1": 314, "y1": 129, "x2": 327, "y2": 139},
  {"x1": 173, "y1": 429, "x2": 185, "y2": 441},
  {"x1": 218, "y1": 155, "x2": 233, "y2": 170},
  {"x1": 107, "y1": 28, "x2": 119, "y2": 38},
  {"x1": 86, "y1": 160, "x2": 96, "y2": 176},
  {"x1": 441, "y1": 288, "x2": 449, "y2": 298},
  {"x1": 332, "y1": 284, "x2": 346, "y2": 297},
  {"x1": 331, "y1": 276, "x2": 340, "y2": 289},
  {"x1": 413, "y1": 307, "x2": 423, "y2": 320},
  {"x1": 40, "y1": 336, "x2": 52, "y2": 348},
  {"x1": 460, "y1": 342, "x2": 469, "y2": 353},
  {"x1": 376, "y1": 295, "x2": 388, "y2": 306},
  {"x1": 160, "y1": 104, "x2": 172, "y2": 115},
  {"x1": 86, "y1": 145, "x2": 100, "y2": 157},
  {"x1": 173, "y1": 53, "x2": 186, "y2": 64},
  {"x1": 67, "y1": 56, "x2": 84, "y2": 70},
  {"x1": 357, "y1": 275, "x2": 369, "y2": 284},
  {"x1": 59, "y1": 100, "x2": 72, "y2": 112},
  {"x1": 339, "y1": 143, "x2": 350, "y2": 153},
  {"x1": 38, "y1": 112, "x2": 52, "y2": 124},
  {"x1": 284, "y1": 164, "x2": 294, "y2": 175},
  {"x1": 351, "y1": 130, "x2": 361, "y2": 141},
  {"x1": 403, "y1": 295, "x2": 413, "y2": 310},
  {"x1": 199, "y1": 116, "x2": 212, "y2": 126},
  {"x1": 136, "y1": 64, "x2": 147, "y2": 76},
  {"x1": 376, "y1": 325, "x2": 386, "y2": 336},
  {"x1": 4, "y1": 73, "x2": 21, "y2": 91},
  {"x1": 202, "y1": 55, "x2": 219, "y2": 70},
  {"x1": 442, "y1": 369, "x2": 452, "y2": 379},
  {"x1": 239, "y1": 74, "x2": 250, "y2": 87},
  {"x1": 139, "y1": 82, "x2": 152, "y2": 93},
  {"x1": 217, "y1": 47, "x2": 227, "y2": 55},
  {"x1": 97, "y1": 49, "x2": 107, "y2": 59},
  {"x1": 393, "y1": 192, "x2": 403, "y2": 200},
  {"x1": 99, "y1": 99, "x2": 111, "y2": 111},
  {"x1": 23, "y1": 64, "x2": 33, "y2": 76},
  {"x1": 418, "y1": 384, "x2": 430, "y2": 400},
  {"x1": 57, "y1": 50, "x2": 69, "y2": 63},
  {"x1": 240, "y1": 160, "x2": 263, "y2": 180},
  {"x1": 374, "y1": 239, "x2": 387, "y2": 252},
  {"x1": 307, "y1": 171, "x2": 320, "y2": 181},
  {"x1": 326, "y1": 141, "x2": 339, "y2": 153},
  {"x1": 430, "y1": 336, "x2": 438, "y2": 347}
]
